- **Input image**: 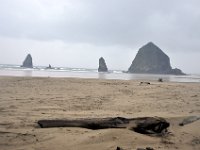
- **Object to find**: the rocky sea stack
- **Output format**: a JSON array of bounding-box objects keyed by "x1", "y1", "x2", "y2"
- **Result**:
[
  {"x1": 128, "y1": 42, "x2": 185, "y2": 75},
  {"x1": 46, "y1": 64, "x2": 52, "y2": 69},
  {"x1": 98, "y1": 57, "x2": 108, "y2": 72},
  {"x1": 21, "y1": 54, "x2": 33, "y2": 68}
]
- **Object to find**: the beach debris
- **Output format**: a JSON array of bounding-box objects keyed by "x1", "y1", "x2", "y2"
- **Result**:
[
  {"x1": 38, "y1": 117, "x2": 169, "y2": 135},
  {"x1": 98, "y1": 57, "x2": 108, "y2": 72},
  {"x1": 179, "y1": 116, "x2": 200, "y2": 126},
  {"x1": 140, "y1": 82, "x2": 150, "y2": 85},
  {"x1": 116, "y1": 146, "x2": 124, "y2": 150},
  {"x1": 158, "y1": 78, "x2": 163, "y2": 82},
  {"x1": 137, "y1": 147, "x2": 154, "y2": 150},
  {"x1": 191, "y1": 137, "x2": 200, "y2": 145},
  {"x1": 132, "y1": 117, "x2": 169, "y2": 134},
  {"x1": 146, "y1": 147, "x2": 154, "y2": 150}
]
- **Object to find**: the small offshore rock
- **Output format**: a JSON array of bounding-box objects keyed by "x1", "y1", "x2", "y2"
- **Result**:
[
  {"x1": 46, "y1": 64, "x2": 52, "y2": 69},
  {"x1": 98, "y1": 57, "x2": 108, "y2": 72}
]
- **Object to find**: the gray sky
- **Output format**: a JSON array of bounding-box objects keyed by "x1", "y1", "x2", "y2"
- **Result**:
[{"x1": 0, "y1": 0, "x2": 200, "y2": 73}]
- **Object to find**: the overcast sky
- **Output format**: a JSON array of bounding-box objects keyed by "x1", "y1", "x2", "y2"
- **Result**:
[{"x1": 0, "y1": 0, "x2": 200, "y2": 73}]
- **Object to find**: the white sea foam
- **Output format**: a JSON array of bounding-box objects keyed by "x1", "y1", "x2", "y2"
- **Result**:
[{"x1": 0, "y1": 64, "x2": 199, "y2": 83}]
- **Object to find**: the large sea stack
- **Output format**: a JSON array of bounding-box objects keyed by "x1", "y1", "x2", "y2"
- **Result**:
[
  {"x1": 21, "y1": 54, "x2": 33, "y2": 68},
  {"x1": 98, "y1": 57, "x2": 108, "y2": 72},
  {"x1": 128, "y1": 42, "x2": 185, "y2": 75}
]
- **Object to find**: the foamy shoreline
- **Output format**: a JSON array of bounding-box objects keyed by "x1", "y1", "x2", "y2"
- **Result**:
[{"x1": 0, "y1": 68, "x2": 200, "y2": 83}]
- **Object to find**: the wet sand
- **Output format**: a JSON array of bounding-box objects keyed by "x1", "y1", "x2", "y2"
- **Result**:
[{"x1": 0, "y1": 76, "x2": 199, "y2": 150}]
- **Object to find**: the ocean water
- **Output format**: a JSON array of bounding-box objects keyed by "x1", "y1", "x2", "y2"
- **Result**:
[{"x1": 0, "y1": 64, "x2": 200, "y2": 83}]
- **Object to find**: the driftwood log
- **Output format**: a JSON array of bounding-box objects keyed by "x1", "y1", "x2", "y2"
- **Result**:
[{"x1": 38, "y1": 117, "x2": 169, "y2": 135}]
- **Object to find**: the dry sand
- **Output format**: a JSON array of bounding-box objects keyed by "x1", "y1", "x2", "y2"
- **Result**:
[{"x1": 0, "y1": 76, "x2": 199, "y2": 150}]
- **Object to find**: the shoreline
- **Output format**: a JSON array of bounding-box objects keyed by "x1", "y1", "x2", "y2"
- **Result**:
[
  {"x1": 0, "y1": 69, "x2": 200, "y2": 83},
  {"x1": 1, "y1": 75, "x2": 200, "y2": 85}
]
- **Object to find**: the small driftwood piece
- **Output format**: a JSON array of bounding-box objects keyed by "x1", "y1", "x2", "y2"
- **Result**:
[
  {"x1": 158, "y1": 78, "x2": 163, "y2": 82},
  {"x1": 38, "y1": 117, "x2": 169, "y2": 135},
  {"x1": 179, "y1": 116, "x2": 200, "y2": 126},
  {"x1": 140, "y1": 82, "x2": 150, "y2": 85}
]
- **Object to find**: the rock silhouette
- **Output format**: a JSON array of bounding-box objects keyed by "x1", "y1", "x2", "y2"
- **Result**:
[
  {"x1": 128, "y1": 42, "x2": 185, "y2": 75},
  {"x1": 21, "y1": 54, "x2": 33, "y2": 68},
  {"x1": 46, "y1": 64, "x2": 52, "y2": 69},
  {"x1": 98, "y1": 57, "x2": 108, "y2": 72}
]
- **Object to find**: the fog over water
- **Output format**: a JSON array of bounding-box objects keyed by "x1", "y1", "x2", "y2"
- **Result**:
[{"x1": 0, "y1": 0, "x2": 200, "y2": 74}]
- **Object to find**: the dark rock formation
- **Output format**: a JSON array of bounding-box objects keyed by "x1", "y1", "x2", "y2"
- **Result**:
[
  {"x1": 170, "y1": 68, "x2": 184, "y2": 75},
  {"x1": 46, "y1": 64, "x2": 52, "y2": 69},
  {"x1": 98, "y1": 57, "x2": 108, "y2": 72},
  {"x1": 21, "y1": 54, "x2": 33, "y2": 68},
  {"x1": 128, "y1": 42, "x2": 185, "y2": 75}
]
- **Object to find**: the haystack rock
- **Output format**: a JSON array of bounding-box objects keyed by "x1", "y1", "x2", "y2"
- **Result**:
[
  {"x1": 128, "y1": 42, "x2": 185, "y2": 75},
  {"x1": 98, "y1": 57, "x2": 108, "y2": 72},
  {"x1": 21, "y1": 54, "x2": 33, "y2": 68}
]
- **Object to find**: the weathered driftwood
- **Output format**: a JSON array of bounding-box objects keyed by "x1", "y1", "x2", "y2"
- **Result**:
[
  {"x1": 179, "y1": 116, "x2": 200, "y2": 126},
  {"x1": 38, "y1": 117, "x2": 169, "y2": 135}
]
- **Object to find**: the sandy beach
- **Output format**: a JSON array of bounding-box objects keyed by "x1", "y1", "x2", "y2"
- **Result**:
[{"x1": 0, "y1": 76, "x2": 199, "y2": 150}]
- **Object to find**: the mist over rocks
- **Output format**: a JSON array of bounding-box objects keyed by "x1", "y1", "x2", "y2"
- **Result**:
[
  {"x1": 21, "y1": 54, "x2": 33, "y2": 68},
  {"x1": 98, "y1": 57, "x2": 108, "y2": 72},
  {"x1": 128, "y1": 42, "x2": 185, "y2": 75}
]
